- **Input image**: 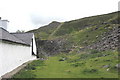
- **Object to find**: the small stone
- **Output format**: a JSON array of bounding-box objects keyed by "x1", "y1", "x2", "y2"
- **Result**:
[
  {"x1": 115, "y1": 64, "x2": 120, "y2": 68},
  {"x1": 106, "y1": 68, "x2": 109, "y2": 71},
  {"x1": 102, "y1": 65, "x2": 110, "y2": 68}
]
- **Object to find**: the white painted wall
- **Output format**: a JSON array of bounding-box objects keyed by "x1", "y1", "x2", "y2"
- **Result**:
[
  {"x1": 32, "y1": 35, "x2": 37, "y2": 55},
  {"x1": 0, "y1": 19, "x2": 2, "y2": 27},
  {"x1": 0, "y1": 41, "x2": 36, "y2": 77},
  {"x1": 0, "y1": 41, "x2": 2, "y2": 78}
]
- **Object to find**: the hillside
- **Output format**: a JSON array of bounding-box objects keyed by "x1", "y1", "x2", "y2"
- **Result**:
[
  {"x1": 28, "y1": 11, "x2": 119, "y2": 56},
  {"x1": 28, "y1": 21, "x2": 61, "y2": 40},
  {"x1": 12, "y1": 11, "x2": 120, "y2": 78}
]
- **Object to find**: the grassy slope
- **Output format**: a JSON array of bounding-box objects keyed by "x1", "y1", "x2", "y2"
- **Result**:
[
  {"x1": 13, "y1": 50, "x2": 119, "y2": 78},
  {"x1": 28, "y1": 12, "x2": 118, "y2": 49},
  {"x1": 66, "y1": 24, "x2": 118, "y2": 47},
  {"x1": 52, "y1": 12, "x2": 118, "y2": 37},
  {"x1": 47, "y1": 12, "x2": 118, "y2": 49},
  {"x1": 28, "y1": 12, "x2": 118, "y2": 41},
  {"x1": 28, "y1": 21, "x2": 61, "y2": 40},
  {"x1": 13, "y1": 12, "x2": 119, "y2": 78}
]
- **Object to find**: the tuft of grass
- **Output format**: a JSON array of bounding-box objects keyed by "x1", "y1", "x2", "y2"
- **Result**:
[{"x1": 82, "y1": 68, "x2": 99, "y2": 74}]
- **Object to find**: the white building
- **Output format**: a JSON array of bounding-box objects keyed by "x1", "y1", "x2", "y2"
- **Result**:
[{"x1": 0, "y1": 18, "x2": 37, "y2": 77}]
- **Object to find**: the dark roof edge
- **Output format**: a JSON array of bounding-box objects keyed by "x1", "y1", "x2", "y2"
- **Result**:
[
  {"x1": 11, "y1": 32, "x2": 34, "y2": 34},
  {"x1": 0, "y1": 27, "x2": 8, "y2": 32},
  {"x1": 0, "y1": 39, "x2": 30, "y2": 46}
]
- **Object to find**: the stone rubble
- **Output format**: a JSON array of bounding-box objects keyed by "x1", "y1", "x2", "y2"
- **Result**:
[{"x1": 85, "y1": 25, "x2": 119, "y2": 51}]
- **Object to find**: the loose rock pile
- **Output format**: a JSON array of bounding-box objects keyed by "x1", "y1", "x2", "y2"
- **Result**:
[
  {"x1": 85, "y1": 25, "x2": 119, "y2": 51},
  {"x1": 36, "y1": 38, "x2": 70, "y2": 56}
]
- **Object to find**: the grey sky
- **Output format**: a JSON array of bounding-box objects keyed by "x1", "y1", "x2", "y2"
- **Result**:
[{"x1": 0, "y1": 0, "x2": 119, "y2": 32}]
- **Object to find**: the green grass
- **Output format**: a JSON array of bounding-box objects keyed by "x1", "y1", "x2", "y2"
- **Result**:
[
  {"x1": 28, "y1": 12, "x2": 118, "y2": 40},
  {"x1": 16, "y1": 11, "x2": 119, "y2": 79},
  {"x1": 53, "y1": 12, "x2": 118, "y2": 36},
  {"x1": 12, "y1": 50, "x2": 119, "y2": 78},
  {"x1": 28, "y1": 21, "x2": 61, "y2": 40},
  {"x1": 48, "y1": 23, "x2": 118, "y2": 50}
]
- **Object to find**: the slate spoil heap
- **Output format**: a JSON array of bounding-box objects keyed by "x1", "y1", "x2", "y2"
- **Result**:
[{"x1": 86, "y1": 25, "x2": 119, "y2": 51}]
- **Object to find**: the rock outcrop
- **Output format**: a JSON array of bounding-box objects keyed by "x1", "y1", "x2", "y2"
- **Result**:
[{"x1": 36, "y1": 38, "x2": 71, "y2": 56}]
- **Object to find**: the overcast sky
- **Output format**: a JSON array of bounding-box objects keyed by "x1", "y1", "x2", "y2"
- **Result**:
[{"x1": 0, "y1": 0, "x2": 119, "y2": 32}]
